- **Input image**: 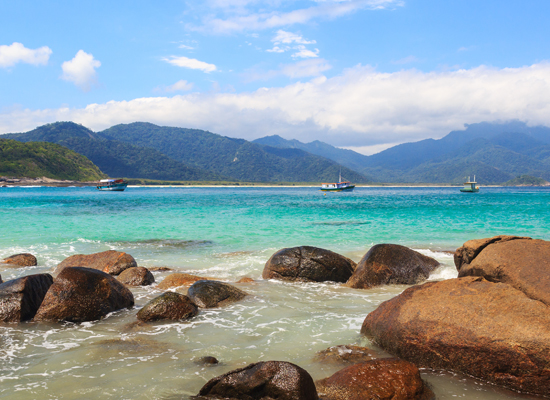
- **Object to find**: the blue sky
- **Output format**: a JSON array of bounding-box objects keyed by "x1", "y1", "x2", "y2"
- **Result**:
[{"x1": 1, "y1": 0, "x2": 550, "y2": 154}]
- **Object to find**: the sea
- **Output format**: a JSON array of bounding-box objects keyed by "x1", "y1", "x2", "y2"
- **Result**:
[{"x1": 0, "y1": 186, "x2": 548, "y2": 399}]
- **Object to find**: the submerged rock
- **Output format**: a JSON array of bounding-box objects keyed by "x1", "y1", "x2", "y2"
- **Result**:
[
  {"x1": 313, "y1": 345, "x2": 383, "y2": 365},
  {"x1": 187, "y1": 280, "x2": 247, "y2": 308},
  {"x1": 361, "y1": 276, "x2": 550, "y2": 396},
  {"x1": 346, "y1": 244, "x2": 439, "y2": 289},
  {"x1": 54, "y1": 250, "x2": 137, "y2": 275},
  {"x1": 0, "y1": 274, "x2": 53, "y2": 322},
  {"x1": 157, "y1": 273, "x2": 215, "y2": 290},
  {"x1": 197, "y1": 361, "x2": 318, "y2": 400},
  {"x1": 34, "y1": 267, "x2": 134, "y2": 322},
  {"x1": 137, "y1": 292, "x2": 198, "y2": 322},
  {"x1": 316, "y1": 358, "x2": 434, "y2": 400},
  {"x1": 1, "y1": 253, "x2": 38, "y2": 267},
  {"x1": 117, "y1": 266, "x2": 154, "y2": 286},
  {"x1": 237, "y1": 277, "x2": 255, "y2": 283},
  {"x1": 195, "y1": 356, "x2": 219, "y2": 366},
  {"x1": 262, "y1": 246, "x2": 356, "y2": 283}
]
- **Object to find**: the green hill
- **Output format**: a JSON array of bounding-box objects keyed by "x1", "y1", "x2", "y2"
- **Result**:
[{"x1": 0, "y1": 139, "x2": 106, "y2": 181}]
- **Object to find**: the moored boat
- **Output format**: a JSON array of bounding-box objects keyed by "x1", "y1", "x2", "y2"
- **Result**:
[
  {"x1": 320, "y1": 171, "x2": 355, "y2": 192},
  {"x1": 460, "y1": 176, "x2": 479, "y2": 193},
  {"x1": 97, "y1": 178, "x2": 128, "y2": 191}
]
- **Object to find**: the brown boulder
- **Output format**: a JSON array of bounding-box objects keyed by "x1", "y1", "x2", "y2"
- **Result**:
[
  {"x1": 316, "y1": 359, "x2": 434, "y2": 400},
  {"x1": 361, "y1": 276, "x2": 550, "y2": 396},
  {"x1": 0, "y1": 274, "x2": 53, "y2": 322},
  {"x1": 453, "y1": 235, "x2": 529, "y2": 270},
  {"x1": 157, "y1": 273, "x2": 214, "y2": 290},
  {"x1": 197, "y1": 361, "x2": 318, "y2": 400},
  {"x1": 136, "y1": 292, "x2": 198, "y2": 322},
  {"x1": 457, "y1": 237, "x2": 550, "y2": 305},
  {"x1": 188, "y1": 280, "x2": 248, "y2": 308},
  {"x1": 1, "y1": 253, "x2": 37, "y2": 267},
  {"x1": 54, "y1": 250, "x2": 137, "y2": 275},
  {"x1": 346, "y1": 244, "x2": 439, "y2": 289},
  {"x1": 262, "y1": 246, "x2": 356, "y2": 283},
  {"x1": 34, "y1": 267, "x2": 134, "y2": 322},
  {"x1": 117, "y1": 267, "x2": 154, "y2": 286},
  {"x1": 237, "y1": 277, "x2": 255, "y2": 283}
]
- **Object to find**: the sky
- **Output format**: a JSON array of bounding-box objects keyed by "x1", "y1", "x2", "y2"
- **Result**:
[{"x1": 1, "y1": 0, "x2": 550, "y2": 154}]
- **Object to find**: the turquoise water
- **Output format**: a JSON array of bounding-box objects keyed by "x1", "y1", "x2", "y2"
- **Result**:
[{"x1": 0, "y1": 186, "x2": 548, "y2": 399}]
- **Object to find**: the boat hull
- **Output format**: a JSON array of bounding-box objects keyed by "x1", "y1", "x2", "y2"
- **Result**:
[
  {"x1": 320, "y1": 185, "x2": 355, "y2": 192},
  {"x1": 97, "y1": 183, "x2": 128, "y2": 191},
  {"x1": 460, "y1": 188, "x2": 479, "y2": 193}
]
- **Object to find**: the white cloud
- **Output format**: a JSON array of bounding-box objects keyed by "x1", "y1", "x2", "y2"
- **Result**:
[
  {"x1": 243, "y1": 58, "x2": 332, "y2": 81},
  {"x1": 61, "y1": 50, "x2": 101, "y2": 92},
  {"x1": 162, "y1": 56, "x2": 216, "y2": 73},
  {"x1": 155, "y1": 80, "x2": 194, "y2": 93},
  {"x1": 3, "y1": 62, "x2": 550, "y2": 150},
  {"x1": 0, "y1": 42, "x2": 52, "y2": 68},
  {"x1": 267, "y1": 30, "x2": 318, "y2": 58},
  {"x1": 272, "y1": 30, "x2": 316, "y2": 45},
  {"x1": 178, "y1": 44, "x2": 195, "y2": 50},
  {"x1": 291, "y1": 45, "x2": 319, "y2": 58}
]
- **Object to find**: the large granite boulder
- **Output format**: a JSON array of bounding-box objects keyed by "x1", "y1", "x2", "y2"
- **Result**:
[
  {"x1": 1, "y1": 253, "x2": 38, "y2": 267},
  {"x1": 262, "y1": 246, "x2": 356, "y2": 283},
  {"x1": 346, "y1": 244, "x2": 439, "y2": 289},
  {"x1": 34, "y1": 267, "x2": 134, "y2": 322},
  {"x1": 197, "y1": 361, "x2": 318, "y2": 400},
  {"x1": 187, "y1": 280, "x2": 247, "y2": 308},
  {"x1": 157, "y1": 273, "x2": 214, "y2": 290},
  {"x1": 316, "y1": 359, "x2": 434, "y2": 400},
  {"x1": 0, "y1": 274, "x2": 53, "y2": 322},
  {"x1": 453, "y1": 235, "x2": 529, "y2": 269},
  {"x1": 137, "y1": 292, "x2": 198, "y2": 322},
  {"x1": 361, "y1": 276, "x2": 550, "y2": 396},
  {"x1": 117, "y1": 267, "x2": 154, "y2": 286},
  {"x1": 54, "y1": 250, "x2": 137, "y2": 275},
  {"x1": 455, "y1": 236, "x2": 550, "y2": 305}
]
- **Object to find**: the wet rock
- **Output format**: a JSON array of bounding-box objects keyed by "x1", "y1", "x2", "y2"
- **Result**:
[
  {"x1": 0, "y1": 274, "x2": 53, "y2": 322},
  {"x1": 0, "y1": 274, "x2": 2, "y2": 284},
  {"x1": 237, "y1": 277, "x2": 255, "y2": 283},
  {"x1": 346, "y1": 244, "x2": 439, "y2": 289},
  {"x1": 117, "y1": 266, "x2": 154, "y2": 286},
  {"x1": 1, "y1": 253, "x2": 37, "y2": 267},
  {"x1": 456, "y1": 237, "x2": 550, "y2": 305},
  {"x1": 262, "y1": 246, "x2": 356, "y2": 283},
  {"x1": 195, "y1": 356, "x2": 219, "y2": 365},
  {"x1": 54, "y1": 250, "x2": 137, "y2": 275},
  {"x1": 148, "y1": 266, "x2": 173, "y2": 272},
  {"x1": 187, "y1": 280, "x2": 247, "y2": 308},
  {"x1": 316, "y1": 358, "x2": 434, "y2": 400},
  {"x1": 137, "y1": 292, "x2": 198, "y2": 322},
  {"x1": 454, "y1": 235, "x2": 530, "y2": 270},
  {"x1": 157, "y1": 273, "x2": 215, "y2": 290},
  {"x1": 34, "y1": 267, "x2": 134, "y2": 322},
  {"x1": 313, "y1": 345, "x2": 383, "y2": 365},
  {"x1": 197, "y1": 361, "x2": 318, "y2": 400},
  {"x1": 361, "y1": 276, "x2": 550, "y2": 396}
]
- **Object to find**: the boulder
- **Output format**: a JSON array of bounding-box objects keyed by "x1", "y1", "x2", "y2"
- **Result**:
[
  {"x1": 346, "y1": 244, "x2": 439, "y2": 289},
  {"x1": 237, "y1": 277, "x2": 255, "y2": 283},
  {"x1": 157, "y1": 273, "x2": 215, "y2": 290},
  {"x1": 197, "y1": 361, "x2": 318, "y2": 400},
  {"x1": 316, "y1": 359, "x2": 434, "y2": 400},
  {"x1": 262, "y1": 246, "x2": 356, "y2": 283},
  {"x1": 454, "y1": 235, "x2": 530, "y2": 270},
  {"x1": 117, "y1": 267, "x2": 154, "y2": 286},
  {"x1": 361, "y1": 276, "x2": 550, "y2": 396},
  {"x1": 195, "y1": 356, "x2": 219, "y2": 365},
  {"x1": 456, "y1": 237, "x2": 550, "y2": 305},
  {"x1": 34, "y1": 267, "x2": 134, "y2": 322},
  {"x1": 188, "y1": 280, "x2": 248, "y2": 308},
  {"x1": 1, "y1": 253, "x2": 37, "y2": 267},
  {"x1": 313, "y1": 345, "x2": 383, "y2": 365},
  {"x1": 54, "y1": 250, "x2": 137, "y2": 275},
  {"x1": 0, "y1": 274, "x2": 53, "y2": 322},
  {"x1": 136, "y1": 292, "x2": 198, "y2": 322}
]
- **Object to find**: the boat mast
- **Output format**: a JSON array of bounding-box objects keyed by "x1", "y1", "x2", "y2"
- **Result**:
[{"x1": 339, "y1": 168, "x2": 342, "y2": 183}]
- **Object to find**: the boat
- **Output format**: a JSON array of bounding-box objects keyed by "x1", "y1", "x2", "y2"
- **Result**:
[
  {"x1": 320, "y1": 171, "x2": 355, "y2": 192},
  {"x1": 97, "y1": 178, "x2": 128, "y2": 191},
  {"x1": 460, "y1": 176, "x2": 479, "y2": 193}
]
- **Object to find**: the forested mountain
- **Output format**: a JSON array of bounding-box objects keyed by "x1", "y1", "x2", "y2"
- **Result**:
[{"x1": 0, "y1": 139, "x2": 105, "y2": 181}]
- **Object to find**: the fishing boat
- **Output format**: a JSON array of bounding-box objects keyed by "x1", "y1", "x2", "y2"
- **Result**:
[
  {"x1": 460, "y1": 176, "x2": 479, "y2": 193},
  {"x1": 97, "y1": 178, "x2": 128, "y2": 191},
  {"x1": 320, "y1": 171, "x2": 355, "y2": 192}
]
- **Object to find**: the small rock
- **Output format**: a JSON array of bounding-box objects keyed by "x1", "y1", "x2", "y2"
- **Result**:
[
  {"x1": 148, "y1": 266, "x2": 173, "y2": 272},
  {"x1": 237, "y1": 277, "x2": 254, "y2": 283},
  {"x1": 187, "y1": 280, "x2": 247, "y2": 308},
  {"x1": 157, "y1": 273, "x2": 215, "y2": 290},
  {"x1": 137, "y1": 292, "x2": 198, "y2": 322},
  {"x1": 0, "y1": 274, "x2": 53, "y2": 322},
  {"x1": 314, "y1": 345, "x2": 383, "y2": 365},
  {"x1": 195, "y1": 356, "x2": 219, "y2": 365},
  {"x1": 1, "y1": 253, "x2": 37, "y2": 267},
  {"x1": 117, "y1": 267, "x2": 154, "y2": 286},
  {"x1": 54, "y1": 250, "x2": 137, "y2": 275}
]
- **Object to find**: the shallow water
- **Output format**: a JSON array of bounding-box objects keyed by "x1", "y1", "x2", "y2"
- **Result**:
[{"x1": 1, "y1": 186, "x2": 549, "y2": 399}]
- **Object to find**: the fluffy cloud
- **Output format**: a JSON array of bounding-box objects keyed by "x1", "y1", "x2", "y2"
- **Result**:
[
  {"x1": 267, "y1": 30, "x2": 319, "y2": 58},
  {"x1": 61, "y1": 50, "x2": 101, "y2": 92},
  {"x1": 3, "y1": 62, "x2": 550, "y2": 152},
  {"x1": 162, "y1": 56, "x2": 216, "y2": 73},
  {"x1": 0, "y1": 42, "x2": 52, "y2": 68}
]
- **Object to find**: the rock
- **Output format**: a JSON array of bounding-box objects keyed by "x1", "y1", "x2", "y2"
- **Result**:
[
  {"x1": 157, "y1": 273, "x2": 215, "y2": 290},
  {"x1": 0, "y1": 274, "x2": 2, "y2": 284},
  {"x1": 54, "y1": 250, "x2": 137, "y2": 275},
  {"x1": 195, "y1": 356, "x2": 219, "y2": 365},
  {"x1": 34, "y1": 267, "x2": 134, "y2": 322},
  {"x1": 187, "y1": 280, "x2": 248, "y2": 308},
  {"x1": 237, "y1": 277, "x2": 255, "y2": 283},
  {"x1": 454, "y1": 235, "x2": 530, "y2": 270},
  {"x1": 148, "y1": 266, "x2": 173, "y2": 272},
  {"x1": 313, "y1": 345, "x2": 383, "y2": 365},
  {"x1": 197, "y1": 361, "x2": 318, "y2": 400},
  {"x1": 316, "y1": 359, "x2": 434, "y2": 400},
  {"x1": 262, "y1": 246, "x2": 356, "y2": 283},
  {"x1": 1, "y1": 253, "x2": 37, "y2": 267},
  {"x1": 136, "y1": 292, "x2": 198, "y2": 322},
  {"x1": 0, "y1": 274, "x2": 53, "y2": 322},
  {"x1": 361, "y1": 276, "x2": 550, "y2": 396},
  {"x1": 346, "y1": 244, "x2": 439, "y2": 289},
  {"x1": 456, "y1": 237, "x2": 550, "y2": 305},
  {"x1": 117, "y1": 267, "x2": 154, "y2": 286}
]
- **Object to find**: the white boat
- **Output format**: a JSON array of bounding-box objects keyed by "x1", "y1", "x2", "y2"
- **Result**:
[
  {"x1": 460, "y1": 176, "x2": 479, "y2": 193},
  {"x1": 320, "y1": 170, "x2": 355, "y2": 192},
  {"x1": 97, "y1": 178, "x2": 128, "y2": 191}
]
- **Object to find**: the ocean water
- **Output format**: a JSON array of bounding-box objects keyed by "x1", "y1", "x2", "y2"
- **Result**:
[{"x1": 0, "y1": 186, "x2": 548, "y2": 399}]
